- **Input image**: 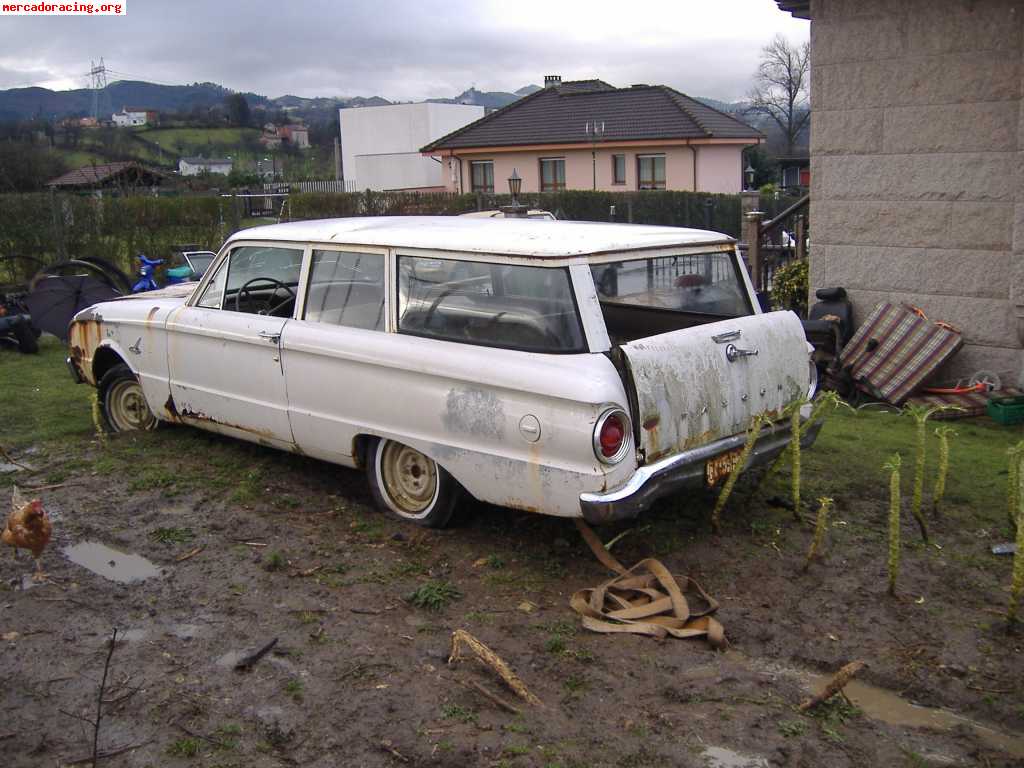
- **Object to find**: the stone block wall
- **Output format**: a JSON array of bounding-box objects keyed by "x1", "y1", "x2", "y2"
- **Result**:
[{"x1": 808, "y1": 0, "x2": 1024, "y2": 386}]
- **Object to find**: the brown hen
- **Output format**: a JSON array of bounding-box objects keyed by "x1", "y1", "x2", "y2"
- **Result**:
[{"x1": 3, "y1": 486, "x2": 51, "y2": 581}]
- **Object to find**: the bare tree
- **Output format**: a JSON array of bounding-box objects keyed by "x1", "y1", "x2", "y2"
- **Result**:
[{"x1": 747, "y1": 35, "x2": 810, "y2": 155}]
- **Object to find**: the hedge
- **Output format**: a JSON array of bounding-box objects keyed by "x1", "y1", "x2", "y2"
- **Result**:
[{"x1": 1, "y1": 189, "x2": 746, "y2": 285}]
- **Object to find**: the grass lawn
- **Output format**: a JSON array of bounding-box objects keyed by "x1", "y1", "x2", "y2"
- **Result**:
[{"x1": 139, "y1": 126, "x2": 260, "y2": 149}]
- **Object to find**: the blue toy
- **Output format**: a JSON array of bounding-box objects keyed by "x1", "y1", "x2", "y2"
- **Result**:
[{"x1": 131, "y1": 254, "x2": 164, "y2": 293}]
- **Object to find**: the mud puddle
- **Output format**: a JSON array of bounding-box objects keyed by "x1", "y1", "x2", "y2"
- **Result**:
[
  {"x1": 720, "y1": 650, "x2": 1024, "y2": 759},
  {"x1": 804, "y1": 670, "x2": 1024, "y2": 759},
  {"x1": 63, "y1": 542, "x2": 161, "y2": 583},
  {"x1": 703, "y1": 745, "x2": 769, "y2": 767}
]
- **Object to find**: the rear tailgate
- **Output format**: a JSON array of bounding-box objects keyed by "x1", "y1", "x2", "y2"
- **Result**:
[{"x1": 619, "y1": 311, "x2": 808, "y2": 464}]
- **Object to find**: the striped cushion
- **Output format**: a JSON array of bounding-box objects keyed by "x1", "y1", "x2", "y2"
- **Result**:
[{"x1": 840, "y1": 302, "x2": 963, "y2": 405}]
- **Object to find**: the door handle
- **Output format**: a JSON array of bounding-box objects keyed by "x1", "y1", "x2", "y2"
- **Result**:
[
  {"x1": 258, "y1": 330, "x2": 281, "y2": 343},
  {"x1": 725, "y1": 343, "x2": 758, "y2": 362}
]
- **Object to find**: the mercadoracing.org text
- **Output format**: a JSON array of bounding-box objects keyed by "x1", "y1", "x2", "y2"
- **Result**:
[{"x1": 1, "y1": 2, "x2": 125, "y2": 14}]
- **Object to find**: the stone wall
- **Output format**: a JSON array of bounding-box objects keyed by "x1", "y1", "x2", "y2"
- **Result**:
[{"x1": 808, "y1": 0, "x2": 1024, "y2": 386}]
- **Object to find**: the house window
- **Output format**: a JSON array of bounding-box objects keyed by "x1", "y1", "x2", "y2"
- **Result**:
[
  {"x1": 612, "y1": 154, "x2": 626, "y2": 185},
  {"x1": 539, "y1": 158, "x2": 565, "y2": 192},
  {"x1": 637, "y1": 155, "x2": 666, "y2": 190},
  {"x1": 470, "y1": 161, "x2": 494, "y2": 193}
]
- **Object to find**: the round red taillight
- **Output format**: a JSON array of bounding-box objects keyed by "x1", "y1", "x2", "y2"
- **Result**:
[
  {"x1": 594, "y1": 408, "x2": 630, "y2": 464},
  {"x1": 600, "y1": 414, "x2": 625, "y2": 457}
]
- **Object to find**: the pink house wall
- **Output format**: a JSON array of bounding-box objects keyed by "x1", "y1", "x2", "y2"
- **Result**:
[{"x1": 444, "y1": 144, "x2": 747, "y2": 195}]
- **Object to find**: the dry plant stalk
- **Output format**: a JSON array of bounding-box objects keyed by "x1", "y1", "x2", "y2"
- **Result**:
[
  {"x1": 758, "y1": 392, "x2": 850, "y2": 490},
  {"x1": 903, "y1": 405, "x2": 936, "y2": 542},
  {"x1": 448, "y1": 629, "x2": 542, "y2": 707},
  {"x1": 1009, "y1": 470, "x2": 1024, "y2": 628},
  {"x1": 932, "y1": 426, "x2": 956, "y2": 512},
  {"x1": 884, "y1": 454, "x2": 902, "y2": 596},
  {"x1": 789, "y1": 401, "x2": 804, "y2": 521},
  {"x1": 803, "y1": 496, "x2": 833, "y2": 572},
  {"x1": 798, "y1": 660, "x2": 865, "y2": 711},
  {"x1": 90, "y1": 391, "x2": 107, "y2": 443},
  {"x1": 1007, "y1": 442, "x2": 1024, "y2": 534},
  {"x1": 711, "y1": 413, "x2": 768, "y2": 533}
]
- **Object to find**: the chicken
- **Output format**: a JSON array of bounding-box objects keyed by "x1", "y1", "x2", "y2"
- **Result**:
[{"x1": 3, "y1": 486, "x2": 51, "y2": 581}]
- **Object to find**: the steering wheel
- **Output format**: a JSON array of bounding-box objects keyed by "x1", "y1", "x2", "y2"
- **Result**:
[{"x1": 235, "y1": 277, "x2": 295, "y2": 316}]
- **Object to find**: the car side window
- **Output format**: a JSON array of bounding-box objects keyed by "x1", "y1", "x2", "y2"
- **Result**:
[
  {"x1": 304, "y1": 250, "x2": 385, "y2": 331},
  {"x1": 196, "y1": 245, "x2": 303, "y2": 315},
  {"x1": 397, "y1": 255, "x2": 586, "y2": 353},
  {"x1": 195, "y1": 258, "x2": 228, "y2": 308}
]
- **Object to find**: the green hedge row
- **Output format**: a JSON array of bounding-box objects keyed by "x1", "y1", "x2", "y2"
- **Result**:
[
  {"x1": 288, "y1": 189, "x2": 743, "y2": 236},
  {"x1": 1, "y1": 189, "x2": 748, "y2": 286}
]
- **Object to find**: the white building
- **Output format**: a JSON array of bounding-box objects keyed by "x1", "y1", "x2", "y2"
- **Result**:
[
  {"x1": 112, "y1": 107, "x2": 155, "y2": 127},
  {"x1": 178, "y1": 157, "x2": 233, "y2": 176},
  {"x1": 339, "y1": 103, "x2": 484, "y2": 191}
]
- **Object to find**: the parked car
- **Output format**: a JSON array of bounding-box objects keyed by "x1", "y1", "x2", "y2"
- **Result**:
[{"x1": 66, "y1": 217, "x2": 817, "y2": 527}]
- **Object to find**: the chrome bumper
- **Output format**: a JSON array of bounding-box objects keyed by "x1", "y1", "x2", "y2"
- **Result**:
[{"x1": 579, "y1": 415, "x2": 824, "y2": 524}]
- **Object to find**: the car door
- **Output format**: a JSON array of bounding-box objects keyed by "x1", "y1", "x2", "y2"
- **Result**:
[
  {"x1": 280, "y1": 246, "x2": 388, "y2": 464},
  {"x1": 165, "y1": 242, "x2": 306, "y2": 448}
]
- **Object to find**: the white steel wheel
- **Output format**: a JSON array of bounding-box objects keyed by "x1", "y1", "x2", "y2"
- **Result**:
[
  {"x1": 368, "y1": 439, "x2": 460, "y2": 528},
  {"x1": 99, "y1": 364, "x2": 158, "y2": 433}
]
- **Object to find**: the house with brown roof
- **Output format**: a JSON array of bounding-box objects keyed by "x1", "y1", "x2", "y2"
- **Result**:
[
  {"x1": 46, "y1": 161, "x2": 164, "y2": 193},
  {"x1": 776, "y1": 0, "x2": 1024, "y2": 387},
  {"x1": 421, "y1": 77, "x2": 763, "y2": 195}
]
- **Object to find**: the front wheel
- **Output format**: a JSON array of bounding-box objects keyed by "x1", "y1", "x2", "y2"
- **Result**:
[
  {"x1": 98, "y1": 364, "x2": 159, "y2": 433},
  {"x1": 367, "y1": 439, "x2": 460, "y2": 528}
]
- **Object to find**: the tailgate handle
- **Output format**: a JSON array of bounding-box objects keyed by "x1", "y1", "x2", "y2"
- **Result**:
[
  {"x1": 725, "y1": 343, "x2": 758, "y2": 362},
  {"x1": 712, "y1": 329, "x2": 741, "y2": 343},
  {"x1": 258, "y1": 330, "x2": 281, "y2": 343}
]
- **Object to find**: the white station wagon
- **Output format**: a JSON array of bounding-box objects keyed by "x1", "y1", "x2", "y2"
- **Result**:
[{"x1": 67, "y1": 217, "x2": 818, "y2": 527}]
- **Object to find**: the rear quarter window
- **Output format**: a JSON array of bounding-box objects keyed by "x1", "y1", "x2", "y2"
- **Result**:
[{"x1": 397, "y1": 255, "x2": 585, "y2": 353}]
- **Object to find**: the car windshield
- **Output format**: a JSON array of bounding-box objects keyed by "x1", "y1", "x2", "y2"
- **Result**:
[
  {"x1": 590, "y1": 251, "x2": 750, "y2": 317},
  {"x1": 397, "y1": 255, "x2": 585, "y2": 353}
]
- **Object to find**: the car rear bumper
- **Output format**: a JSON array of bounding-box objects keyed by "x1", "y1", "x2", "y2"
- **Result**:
[{"x1": 579, "y1": 412, "x2": 823, "y2": 525}]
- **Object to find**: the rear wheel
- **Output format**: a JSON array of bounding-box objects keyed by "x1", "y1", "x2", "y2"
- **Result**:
[
  {"x1": 367, "y1": 438, "x2": 460, "y2": 528},
  {"x1": 12, "y1": 318, "x2": 38, "y2": 354},
  {"x1": 98, "y1": 364, "x2": 158, "y2": 433}
]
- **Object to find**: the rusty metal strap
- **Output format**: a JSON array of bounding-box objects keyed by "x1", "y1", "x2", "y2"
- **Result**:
[{"x1": 572, "y1": 519, "x2": 726, "y2": 649}]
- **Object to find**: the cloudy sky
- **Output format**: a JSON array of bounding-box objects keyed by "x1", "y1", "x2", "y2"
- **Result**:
[{"x1": 0, "y1": 0, "x2": 807, "y2": 102}]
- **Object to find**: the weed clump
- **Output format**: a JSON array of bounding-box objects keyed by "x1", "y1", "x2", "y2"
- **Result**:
[
  {"x1": 409, "y1": 580, "x2": 461, "y2": 611},
  {"x1": 711, "y1": 412, "x2": 768, "y2": 533}
]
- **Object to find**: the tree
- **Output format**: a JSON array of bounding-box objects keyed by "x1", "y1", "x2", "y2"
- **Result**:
[
  {"x1": 747, "y1": 35, "x2": 810, "y2": 155},
  {"x1": 224, "y1": 93, "x2": 251, "y2": 128}
]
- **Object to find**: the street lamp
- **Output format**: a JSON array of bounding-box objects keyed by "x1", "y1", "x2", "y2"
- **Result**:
[
  {"x1": 744, "y1": 163, "x2": 756, "y2": 191},
  {"x1": 501, "y1": 169, "x2": 527, "y2": 218}
]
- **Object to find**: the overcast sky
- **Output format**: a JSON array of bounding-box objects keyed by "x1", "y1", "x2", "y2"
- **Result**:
[{"x1": 0, "y1": 0, "x2": 808, "y2": 102}]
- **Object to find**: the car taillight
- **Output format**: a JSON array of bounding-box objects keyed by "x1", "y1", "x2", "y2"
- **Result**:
[{"x1": 594, "y1": 408, "x2": 631, "y2": 465}]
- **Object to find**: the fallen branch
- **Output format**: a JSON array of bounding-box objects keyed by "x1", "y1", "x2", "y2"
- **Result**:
[
  {"x1": 378, "y1": 738, "x2": 410, "y2": 763},
  {"x1": 453, "y1": 676, "x2": 521, "y2": 715},
  {"x1": 64, "y1": 739, "x2": 151, "y2": 765},
  {"x1": 174, "y1": 546, "x2": 204, "y2": 563},
  {"x1": 234, "y1": 637, "x2": 278, "y2": 671},
  {"x1": 798, "y1": 661, "x2": 865, "y2": 712},
  {"x1": 349, "y1": 607, "x2": 382, "y2": 615},
  {"x1": 0, "y1": 444, "x2": 31, "y2": 471},
  {"x1": 289, "y1": 565, "x2": 322, "y2": 578},
  {"x1": 448, "y1": 629, "x2": 541, "y2": 707},
  {"x1": 91, "y1": 628, "x2": 119, "y2": 767}
]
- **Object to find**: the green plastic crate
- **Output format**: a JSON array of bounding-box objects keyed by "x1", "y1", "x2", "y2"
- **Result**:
[{"x1": 987, "y1": 396, "x2": 1024, "y2": 425}]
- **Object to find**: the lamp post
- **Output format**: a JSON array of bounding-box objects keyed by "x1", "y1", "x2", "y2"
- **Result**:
[
  {"x1": 501, "y1": 168, "x2": 527, "y2": 218},
  {"x1": 744, "y1": 163, "x2": 756, "y2": 191}
]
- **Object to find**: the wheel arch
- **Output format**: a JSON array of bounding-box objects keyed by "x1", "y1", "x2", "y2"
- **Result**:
[{"x1": 92, "y1": 344, "x2": 130, "y2": 385}]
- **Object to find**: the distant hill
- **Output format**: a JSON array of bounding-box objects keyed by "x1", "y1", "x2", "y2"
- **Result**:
[
  {"x1": 426, "y1": 86, "x2": 530, "y2": 110},
  {"x1": 0, "y1": 80, "x2": 269, "y2": 121}
]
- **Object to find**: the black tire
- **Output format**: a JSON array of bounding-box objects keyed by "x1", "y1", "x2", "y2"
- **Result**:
[
  {"x1": 98, "y1": 363, "x2": 159, "y2": 433},
  {"x1": 367, "y1": 438, "x2": 461, "y2": 528},
  {"x1": 12, "y1": 318, "x2": 38, "y2": 354}
]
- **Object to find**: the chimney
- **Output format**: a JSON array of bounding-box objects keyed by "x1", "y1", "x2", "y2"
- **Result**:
[{"x1": 544, "y1": 75, "x2": 562, "y2": 89}]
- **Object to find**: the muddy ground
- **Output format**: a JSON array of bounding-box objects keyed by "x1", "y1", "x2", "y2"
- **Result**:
[{"x1": 2, "y1": 347, "x2": 1024, "y2": 767}]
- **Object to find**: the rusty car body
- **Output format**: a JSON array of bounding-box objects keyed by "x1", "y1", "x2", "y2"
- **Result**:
[{"x1": 67, "y1": 216, "x2": 817, "y2": 527}]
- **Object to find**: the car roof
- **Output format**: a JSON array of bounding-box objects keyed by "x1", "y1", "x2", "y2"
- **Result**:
[{"x1": 226, "y1": 216, "x2": 734, "y2": 258}]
